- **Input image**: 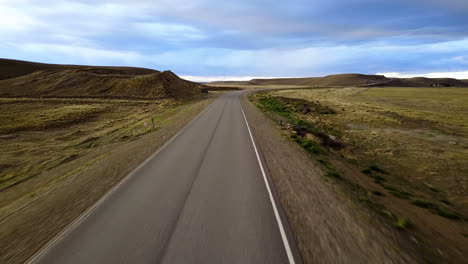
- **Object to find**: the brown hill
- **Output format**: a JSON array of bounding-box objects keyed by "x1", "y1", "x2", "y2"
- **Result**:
[
  {"x1": 0, "y1": 69, "x2": 204, "y2": 100},
  {"x1": 245, "y1": 73, "x2": 468, "y2": 87},
  {"x1": 0, "y1": 58, "x2": 157, "y2": 80},
  {"x1": 248, "y1": 74, "x2": 389, "y2": 86},
  {"x1": 0, "y1": 59, "x2": 206, "y2": 100}
]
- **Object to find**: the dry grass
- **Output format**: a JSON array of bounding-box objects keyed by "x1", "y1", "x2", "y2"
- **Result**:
[
  {"x1": 0, "y1": 58, "x2": 158, "y2": 80},
  {"x1": 251, "y1": 87, "x2": 468, "y2": 262},
  {"x1": 272, "y1": 87, "x2": 468, "y2": 206},
  {"x1": 0, "y1": 95, "x2": 214, "y2": 264},
  {"x1": 0, "y1": 97, "x2": 180, "y2": 193},
  {"x1": 0, "y1": 69, "x2": 204, "y2": 100},
  {"x1": 272, "y1": 87, "x2": 468, "y2": 209}
]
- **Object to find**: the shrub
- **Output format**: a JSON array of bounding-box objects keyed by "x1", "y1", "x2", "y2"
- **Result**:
[
  {"x1": 370, "y1": 165, "x2": 388, "y2": 174},
  {"x1": 394, "y1": 218, "x2": 411, "y2": 229}
]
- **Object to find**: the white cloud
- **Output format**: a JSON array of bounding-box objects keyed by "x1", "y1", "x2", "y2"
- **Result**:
[
  {"x1": 450, "y1": 56, "x2": 467, "y2": 63},
  {"x1": 377, "y1": 71, "x2": 468, "y2": 79},
  {"x1": 0, "y1": 5, "x2": 43, "y2": 33},
  {"x1": 16, "y1": 43, "x2": 145, "y2": 65}
]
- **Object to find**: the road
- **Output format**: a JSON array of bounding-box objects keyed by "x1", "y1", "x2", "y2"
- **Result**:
[{"x1": 30, "y1": 91, "x2": 300, "y2": 264}]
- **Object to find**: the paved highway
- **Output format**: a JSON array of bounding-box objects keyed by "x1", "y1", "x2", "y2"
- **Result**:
[{"x1": 30, "y1": 91, "x2": 299, "y2": 264}]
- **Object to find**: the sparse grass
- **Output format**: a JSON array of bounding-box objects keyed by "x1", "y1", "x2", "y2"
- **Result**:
[
  {"x1": 345, "y1": 181, "x2": 396, "y2": 221},
  {"x1": 0, "y1": 97, "x2": 182, "y2": 192},
  {"x1": 382, "y1": 185, "x2": 413, "y2": 199},
  {"x1": 0, "y1": 103, "x2": 107, "y2": 134},
  {"x1": 439, "y1": 199, "x2": 451, "y2": 205},
  {"x1": 411, "y1": 199, "x2": 461, "y2": 220},
  {"x1": 325, "y1": 171, "x2": 342, "y2": 179},
  {"x1": 251, "y1": 92, "x2": 416, "y2": 229},
  {"x1": 362, "y1": 166, "x2": 388, "y2": 175},
  {"x1": 268, "y1": 88, "x2": 467, "y2": 214},
  {"x1": 251, "y1": 87, "x2": 468, "y2": 263},
  {"x1": 411, "y1": 199, "x2": 437, "y2": 209},
  {"x1": 253, "y1": 93, "x2": 347, "y2": 185}
]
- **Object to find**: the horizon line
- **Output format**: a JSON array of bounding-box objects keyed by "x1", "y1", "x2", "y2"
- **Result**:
[{"x1": 181, "y1": 71, "x2": 468, "y2": 82}]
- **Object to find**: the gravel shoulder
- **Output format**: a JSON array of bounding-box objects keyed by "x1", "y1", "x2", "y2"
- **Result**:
[{"x1": 241, "y1": 93, "x2": 423, "y2": 264}]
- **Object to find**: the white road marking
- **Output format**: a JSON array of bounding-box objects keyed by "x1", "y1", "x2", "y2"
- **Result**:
[
  {"x1": 241, "y1": 107, "x2": 296, "y2": 264},
  {"x1": 26, "y1": 103, "x2": 213, "y2": 264}
]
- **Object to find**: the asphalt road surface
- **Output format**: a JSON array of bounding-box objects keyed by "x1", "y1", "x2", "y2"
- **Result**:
[{"x1": 30, "y1": 91, "x2": 300, "y2": 264}]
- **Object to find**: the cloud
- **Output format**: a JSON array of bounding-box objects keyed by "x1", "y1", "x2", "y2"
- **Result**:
[
  {"x1": 10, "y1": 43, "x2": 146, "y2": 66},
  {"x1": 0, "y1": 0, "x2": 467, "y2": 77}
]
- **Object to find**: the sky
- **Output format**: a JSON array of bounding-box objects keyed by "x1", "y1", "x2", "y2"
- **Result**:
[{"x1": 1, "y1": 0, "x2": 468, "y2": 81}]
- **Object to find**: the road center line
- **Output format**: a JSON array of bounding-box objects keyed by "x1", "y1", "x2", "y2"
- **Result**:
[{"x1": 241, "y1": 107, "x2": 296, "y2": 264}]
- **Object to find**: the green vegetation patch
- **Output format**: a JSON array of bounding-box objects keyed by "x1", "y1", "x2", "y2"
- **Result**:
[
  {"x1": 290, "y1": 134, "x2": 325, "y2": 155},
  {"x1": 394, "y1": 218, "x2": 411, "y2": 230},
  {"x1": 411, "y1": 199, "x2": 461, "y2": 220},
  {"x1": 257, "y1": 96, "x2": 293, "y2": 119},
  {"x1": 383, "y1": 185, "x2": 413, "y2": 199}
]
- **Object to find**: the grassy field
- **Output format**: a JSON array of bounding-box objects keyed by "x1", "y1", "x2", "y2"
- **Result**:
[
  {"x1": 0, "y1": 94, "x2": 215, "y2": 263},
  {"x1": 250, "y1": 87, "x2": 468, "y2": 262},
  {"x1": 0, "y1": 97, "x2": 202, "y2": 209}
]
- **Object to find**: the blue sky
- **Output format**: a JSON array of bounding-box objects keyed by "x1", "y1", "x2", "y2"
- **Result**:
[{"x1": 1, "y1": 0, "x2": 468, "y2": 81}]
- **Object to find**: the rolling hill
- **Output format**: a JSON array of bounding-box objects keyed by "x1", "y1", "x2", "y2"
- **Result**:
[
  {"x1": 249, "y1": 74, "x2": 389, "y2": 86},
  {"x1": 0, "y1": 59, "x2": 206, "y2": 99},
  {"x1": 212, "y1": 73, "x2": 468, "y2": 87}
]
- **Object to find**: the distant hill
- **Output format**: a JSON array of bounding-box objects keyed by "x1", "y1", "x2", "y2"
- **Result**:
[
  {"x1": 211, "y1": 73, "x2": 468, "y2": 87},
  {"x1": 382, "y1": 77, "x2": 468, "y2": 87},
  {"x1": 208, "y1": 81, "x2": 250, "y2": 85},
  {"x1": 249, "y1": 74, "x2": 389, "y2": 86},
  {"x1": 0, "y1": 59, "x2": 206, "y2": 99}
]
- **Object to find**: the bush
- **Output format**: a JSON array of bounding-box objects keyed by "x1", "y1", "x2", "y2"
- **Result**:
[
  {"x1": 370, "y1": 165, "x2": 388, "y2": 174},
  {"x1": 394, "y1": 218, "x2": 411, "y2": 229}
]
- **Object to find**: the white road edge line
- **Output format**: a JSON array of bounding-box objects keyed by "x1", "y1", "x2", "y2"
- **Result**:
[
  {"x1": 241, "y1": 107, "x2": 296, "y2": 264},
  {"x1": 25, "y1": 103, "x2": 213, "y2": 264}
]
